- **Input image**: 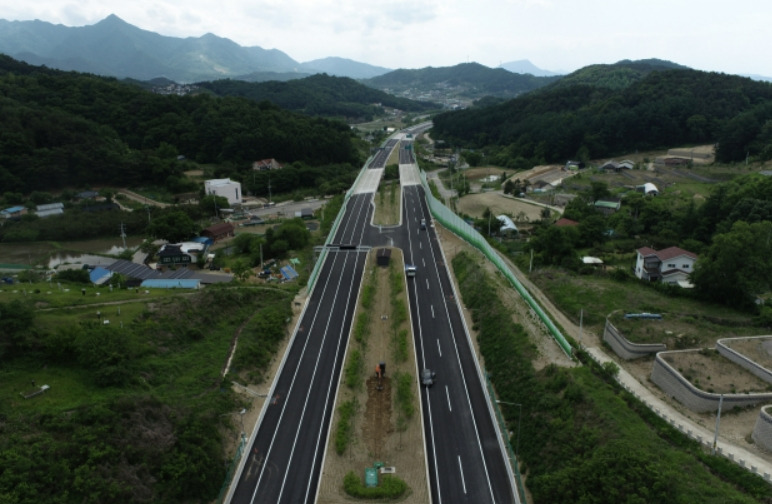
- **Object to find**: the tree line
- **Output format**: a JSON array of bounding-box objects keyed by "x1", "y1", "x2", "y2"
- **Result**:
[
  {"x1": 0, "y1": 55, "x2": 364, "y2": 195},
  {"x1": 432, "y1": 69, "x2": 772, "y2": 166},
  {"x1": 198, "y1": 73, "x2": 437, "y2": 122}
]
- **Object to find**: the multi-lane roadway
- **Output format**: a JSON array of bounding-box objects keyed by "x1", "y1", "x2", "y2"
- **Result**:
[
  {"x1": 228, "y1": 135, "x2": 516, "y2": 503},
  {"x1": 228, "y1": 192, "x2": 373, "y2": 504}
]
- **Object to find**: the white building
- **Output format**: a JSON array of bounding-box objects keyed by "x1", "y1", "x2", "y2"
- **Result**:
[
  {"x1": 204, "y1": 178, "x2": 242, "y2": 206},
  {"x1": 634, "y1": 246, "x2": 697, "y2": 286}
]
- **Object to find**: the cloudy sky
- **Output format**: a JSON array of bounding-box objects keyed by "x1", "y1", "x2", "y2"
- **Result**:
[{"x1": 3, "y1": 0, "x2": 771, "y2": 76}]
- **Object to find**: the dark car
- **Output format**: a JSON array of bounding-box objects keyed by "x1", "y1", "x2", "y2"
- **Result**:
[{"x1": 421, "y1": 368, "x2": 436, "y2": 387}]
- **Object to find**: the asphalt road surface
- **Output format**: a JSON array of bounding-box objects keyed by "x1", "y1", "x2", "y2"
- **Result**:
[
  {"x1": 397, "y1": 184, "x2": 517, "y2": 504},
  {"x1": 228, "y1": 138, "x2": 516, "y2": 503},
  {"x1": 228, "y1": 193, "x2": 373, "y2": 504}
]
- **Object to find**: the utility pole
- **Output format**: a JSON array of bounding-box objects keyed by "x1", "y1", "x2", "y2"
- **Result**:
[
  {"x1": 120, "y1": 222, "x2": 127, "y2": 249},
  {"x1": 712, "y1": 394, "x2": 724, "y2": 455},
  {"x1": 268, "y1": 174, "x2": 272, "y2": 204}
]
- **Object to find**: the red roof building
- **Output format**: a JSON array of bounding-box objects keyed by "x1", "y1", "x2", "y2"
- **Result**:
[
  {"x1": 202, "y1": 222, "x2": 235, "y2": 242},
  {"x1": 554, "y1": 217, "x2": 579, "y2": 227}
]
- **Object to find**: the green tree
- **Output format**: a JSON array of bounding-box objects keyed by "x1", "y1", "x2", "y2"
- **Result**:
[
  {"x1": 146, "y1": 210, "x2": 199, "y2": 243},
  {"x1": 0, "y1": 300, "x2": 35, "y2": 357},
  {"x1": 462, "y1": 150, "x2": 483, "y2": 167},
  {"x1": 231, "y1": 260, "x2": 253, "y2": 281},
  {"x1": 199, "y1": 194, "x2": 230, "y2": 217},
  {"x1": 691, "y1": 220, "x2": 772, "y2": 309}
]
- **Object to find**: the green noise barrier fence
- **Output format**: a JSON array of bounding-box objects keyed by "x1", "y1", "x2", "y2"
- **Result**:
[{"x1": 419, "y1": 171, "x2": 572, "y2": 357}]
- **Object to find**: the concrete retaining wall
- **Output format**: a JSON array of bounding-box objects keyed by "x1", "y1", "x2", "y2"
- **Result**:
[
  {"x1": 752, "y1": 406, "x2": 772, "y2": 453},
  {"x1": 717, "y1": 336, "x2": 772, "y2": 385},
  {"x1": 603, "y1": 318, "x2": 666, "y2": 360},
  {"x1": 650, "y1": 350, "x2": 772, "y2": 413}
]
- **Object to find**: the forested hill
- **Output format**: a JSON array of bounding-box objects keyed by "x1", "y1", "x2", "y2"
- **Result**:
[
  {"x1": 431, "y1": 69, "x2": 772, "y2": 166},
  {"x1": 0, "y1": 55, "x2": 362, "y2": 194},
  {"x1": 364, "y1": 62, "x2": 559, "y2": 99},
  {"x1": 197, "y1": 73, "x2": 438, "y2": 122},
  {"x1": 548, "y1": 58, "x2": 691, "y2": 90}
]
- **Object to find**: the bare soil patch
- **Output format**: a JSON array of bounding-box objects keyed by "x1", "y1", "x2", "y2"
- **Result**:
[
  {"x1": 723, "y1": 337, "x2": 772, "y2": 371},
  {"x1": 662, "y1": 349, "x2": 771, "y2": 394},
  {"x1": 455, "y1": 193, "x2": 545, "y2": 222}
]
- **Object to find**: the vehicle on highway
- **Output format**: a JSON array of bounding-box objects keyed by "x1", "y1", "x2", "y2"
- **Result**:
[
  {"x1": 421, "y1": 368, "x2": 436, "y2": 387},
  {"x1": 405, "y1": 265, "x2": 417, "y2": 277},
  {"x1": 420, "y1": 218, "x2": 427, "y2": 229}
]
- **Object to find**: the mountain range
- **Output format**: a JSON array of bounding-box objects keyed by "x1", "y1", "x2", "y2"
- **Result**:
[{"x1": 0, "y1": 15, "x2": 557, "y2": 84}]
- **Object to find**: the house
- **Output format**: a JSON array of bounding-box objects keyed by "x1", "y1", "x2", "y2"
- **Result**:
[
  {"x1": 202, "y1": 222, "x2": 235, "y2": 242},
  {"x1": 634, "y1": 246, "x2": 698, "y2": 285},
  {"x1": 294, "y1": 208, "x2": 314, "y2": 220},
  {"x1": 204, "y1": 178, "x2": 242, "y2": 206},
  {"x1": 600, "y1": 160, "x2": 635, "y2": 172},
  {"x1": 555, "y1": 217, "x2": 579, "y2": 227},
  {"x1": 89, "y1": 267, "x2": 113, "y2": 285},
  {"x1": 157, "y1": 244, "x2": 194, "y2": 266},
  {"x1": 252, "y1": 158, "x2": 283, "y2": 171},
  {"x1": 76, "y1": 190, "x2": 99, "y2": 200},
  {"x1": 636, "y1": 183, "x2": 659, "y2": 196},
  {"x1": 532, "y1": 180, "x2": 555, "y2": 193},
  {"x1": 1, "y1": 206, "x2": 27, "y2": 220},
  {"x1": 564, "y1": 160, "x2": 586, "y2": 170},
  {"x1": 594, "y1": 198, "x2": 621, "y2": 215},
  {"x1": 35, "y1": 202, "x2": 64, "y2": 218}
]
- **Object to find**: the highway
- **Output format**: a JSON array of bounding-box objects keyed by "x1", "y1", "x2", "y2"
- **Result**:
[
  {"x1": 397, "y1": 183, "x2": 517, "y2": 504},
  {"x1": 228, "y1": 133, "x2": 516, "y2": 503},
  {"x1": 228, "y1": 191, "x2": 373, "y2": 504}
]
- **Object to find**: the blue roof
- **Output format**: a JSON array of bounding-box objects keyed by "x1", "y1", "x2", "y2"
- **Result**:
[
  {"x1": 280, "y1": 265, "x2": 299, "y2": 280},
  {"x1": 2, "y1": 206, "x2": 25, "y2": 214},
  {"x1": 140, "y1": 279, "x2": 201, "y2": 289},
  {"x1": 192, "y1": 236, "x2": 214, "y2": 245},
  {"x1": 89, "y1": 267, "x2": 113, "y2": 285}
]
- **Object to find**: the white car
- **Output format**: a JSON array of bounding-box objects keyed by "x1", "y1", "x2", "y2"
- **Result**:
[{"x1": 421, "y1": 368, "x2": 436, "y2": 387}]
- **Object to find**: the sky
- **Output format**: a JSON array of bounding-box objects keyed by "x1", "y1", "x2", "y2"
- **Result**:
[{"x1": 2, "y1": 0, "x2": 771, "y2": 77}]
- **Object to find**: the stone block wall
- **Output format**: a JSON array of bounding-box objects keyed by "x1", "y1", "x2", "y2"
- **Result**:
[
  {"x1": 603, "y1": 318, "x2": 666, "y2": 360},
  {"x1": 717, "y1": 336, "x2": 772, "y2": 385},
  {"x1": 650, "y1": 350, "x2": 772, "y2": 413},
  {"x1": 752, "y1": 406, "x2": 772, "y2": 453}
]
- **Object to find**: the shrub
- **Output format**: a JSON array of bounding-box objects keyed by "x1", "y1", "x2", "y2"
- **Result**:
[
  {"x1": 343, "y1": 471, "x2": 408, "y2": 499},
  {"x1": 335, "y1": 400, "x2": 357, "y2": 455}
]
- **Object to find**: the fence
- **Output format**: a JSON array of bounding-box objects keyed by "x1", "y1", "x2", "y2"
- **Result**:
[{"x1": 419, "y1": 171, "x2": 572, "y2": 356}]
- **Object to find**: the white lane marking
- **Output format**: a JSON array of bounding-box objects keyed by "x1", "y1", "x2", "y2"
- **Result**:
[
  {"x1": 419, "y1": 241, "x2": 422, "y2": 249},
  {"x1": 446, "y1": 386, "x2": 452, "y2": 412},
  {"x1": 437, "y1": 338, "x2": 442, "y2": 357},
  {"x1": 422, "y1": 258, "x2": 426, "y2": 267},
  {"x1": 431, "y1": 305, "x2": 435, "y2": 318},
  {"x1": 425, "y1": 279, "x2": 430, "y2": 290},
  {"x1": 458, "y1": 456, "x2": 467, "y2": 494}
]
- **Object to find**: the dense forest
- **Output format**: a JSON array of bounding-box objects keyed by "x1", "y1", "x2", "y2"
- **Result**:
[
  {"x1": 364, "y1": 62, "x2": 560, "y2": 99},
  {"x1": 0, "y1": 55, "x2": 364, "y2": 194},
  {"x1": 432, "y1": 69, "x2": 772, "y2": 165},
  {"x1": 548, "y1": 58, "x2": 691, "y2": 91},
  {"x1": 197, "y1": 73, "x2": 438, "y2": 122}
]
